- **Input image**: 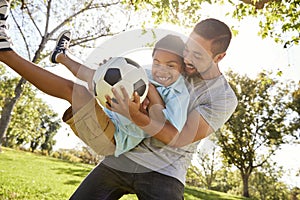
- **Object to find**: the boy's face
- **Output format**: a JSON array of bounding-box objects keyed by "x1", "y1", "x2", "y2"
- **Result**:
[
  {"x1": 183, "y1": 32, "x2": 215, "y2": 76},
  {"x1": 152, "y1": 49, "x2": 183, "y2": 87}
]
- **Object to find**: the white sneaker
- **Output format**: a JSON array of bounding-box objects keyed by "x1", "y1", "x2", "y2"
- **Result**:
[
  {"x1": 0, "y1": 0, "x2": 9, "y2": 22},
  {"x1": 0, "y1": 0, "x2": 12, "y2": 51}
]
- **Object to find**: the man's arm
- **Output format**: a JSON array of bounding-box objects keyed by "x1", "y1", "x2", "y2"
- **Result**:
[
  {"x1": 131, "y1": 107, "x2": 213, "y2": 147},
  {"x1": 108, "y1": 84, "x2": 214, "y2": 147}
]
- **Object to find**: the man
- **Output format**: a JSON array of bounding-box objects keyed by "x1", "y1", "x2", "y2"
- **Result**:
[
  {"x1": 70, "y1": 19, "x2": 238, "y2": 199},
  {"x1": 0, "y1": 0, "x2": 236, "y2": 196}
]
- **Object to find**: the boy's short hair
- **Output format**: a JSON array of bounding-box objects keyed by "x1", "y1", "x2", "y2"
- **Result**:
[{"x1": 152, "y1": 34, "x2": 185, "y2": 58}]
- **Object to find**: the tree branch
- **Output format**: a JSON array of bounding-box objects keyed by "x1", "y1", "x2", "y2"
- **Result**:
[{"x1": 10, "y1": 11, "x2": 32, "y2": 60}]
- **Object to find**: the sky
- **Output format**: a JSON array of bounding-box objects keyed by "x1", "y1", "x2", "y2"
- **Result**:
[{"x1": 36, "y1": 3, "x2": 300, "y2": 188}]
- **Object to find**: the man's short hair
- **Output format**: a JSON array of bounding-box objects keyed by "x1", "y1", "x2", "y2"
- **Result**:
[{"x1": 193, "y1": 18, "x2": 232, "y2": 57}]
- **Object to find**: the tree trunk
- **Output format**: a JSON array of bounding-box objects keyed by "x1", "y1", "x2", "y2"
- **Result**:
[
  {"x1": 242, "y1": 173, "x2": 250, "y2": 197},
  {"x1": 0, "y1": 78, "x2": 27, "y2": 150}
]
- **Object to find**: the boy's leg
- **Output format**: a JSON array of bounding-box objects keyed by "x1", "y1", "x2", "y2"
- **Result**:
[{"x1": 50, "y1": 30, "x2": 95, "y2": 90}]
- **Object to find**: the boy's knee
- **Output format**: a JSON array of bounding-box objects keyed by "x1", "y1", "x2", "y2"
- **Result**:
[{"x1": 70, "y1": 83, "x2": 93, "y2": 109}]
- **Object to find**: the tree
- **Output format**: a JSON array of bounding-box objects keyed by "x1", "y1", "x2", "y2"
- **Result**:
[
  {"x1": 0, "y1": 69, "x2": 32, "y2": 147},
  {"x1": 186, "y1": 165, "x2": 204, "y2": 188},
  {"x1": 40, "y1": 113, "x2": 61, "y2": 155},
  {"x1": 213, "y1": 167, "x2": 242, "y2": 194},
  {"x1": 196, "y1": 147, "x2": 218, "y2": 189},
  {"x1": 2, "y1": 80, "x2": 61, "y2": 151},
  {"x1": 216, "y1": 71, "x2": 298, "y2": 197},
  {"x1": 194, "y1": 138, "x2": 221, "y2": 190},
  {"x1": 291, "y1": 187, "x2": 300, "y2": 200},
  {"x1": 2, "y1": 0, "x2": 298, "y2": 150},
  {"x1": 29, "y1": 105, "x2": 61, "y2": 153}
]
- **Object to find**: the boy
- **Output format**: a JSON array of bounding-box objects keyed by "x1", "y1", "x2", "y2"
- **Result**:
[{"x1": 50, "y1": 31, "x2": 189, "y2": 156}]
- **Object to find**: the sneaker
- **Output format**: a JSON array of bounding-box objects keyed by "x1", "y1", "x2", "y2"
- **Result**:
[
  {"x1": 0, "y1": 0, "x2": 9, "y2": 22},
  {"x1": 50, "y1": 30, "x2": 71, "y2": 63},
  {"x1": 0, "y1": 0, "x2": 11, "y2": 51}
]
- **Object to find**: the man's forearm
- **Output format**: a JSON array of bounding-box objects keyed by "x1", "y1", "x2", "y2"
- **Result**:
[
  {"x1": 131, "y1": 104, "x2": 180, "y2": 145},
  {"x1": 132, "y1": 109, "x2": 214, "y2": 147}
]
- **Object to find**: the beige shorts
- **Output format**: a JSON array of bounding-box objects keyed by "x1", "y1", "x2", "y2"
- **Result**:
[{"x1": 62, "y1": 99, "x2": 116, "y2": 156}]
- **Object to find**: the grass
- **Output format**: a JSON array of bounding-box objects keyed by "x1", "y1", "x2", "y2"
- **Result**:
[
  {"x1": 0, "y1": 147, "x2": 92, "y2": 200},
  {"x1": 0, "y1": 147, "x2": 248, "y2": 200},
  {"x1": 184, "y1": 187, "x2": 247, "y2": 200}
]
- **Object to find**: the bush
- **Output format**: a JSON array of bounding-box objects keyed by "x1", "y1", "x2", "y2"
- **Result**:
[{"x1": 50, "y1": 147, "x2": 104, "y2": 164}]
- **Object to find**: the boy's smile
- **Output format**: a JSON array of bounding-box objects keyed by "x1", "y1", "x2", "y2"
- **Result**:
[{"x1": 152, "y1": 49, "x2": 183, "y2": 87}]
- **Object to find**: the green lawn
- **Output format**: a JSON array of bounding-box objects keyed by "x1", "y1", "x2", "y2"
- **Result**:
[{"x1": 0, "y1": 147, "x2": 248, "y2": 200}]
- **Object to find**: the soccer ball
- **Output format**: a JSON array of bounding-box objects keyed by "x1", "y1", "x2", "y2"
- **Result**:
[{"x1": 93, "y1": 57, "x2": 149, "y2": 107}]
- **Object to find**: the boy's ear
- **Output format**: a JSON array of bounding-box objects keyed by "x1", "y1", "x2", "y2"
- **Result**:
[{"x1": 214, "y1": 52, "x2": 226, "y2": 63}]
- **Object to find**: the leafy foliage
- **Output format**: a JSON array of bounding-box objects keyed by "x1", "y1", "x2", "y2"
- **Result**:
[
  {"x1": 213, "y1": 167, "x2": 242, "y2": 195},
  {"x1": 249, "y1": 162, "x2": 289, "y2": 200},
  {"x1": 232, "y1": 0, "x2": 300, "y2": 46},
  {"x1": 52, "y1": 147, "x2": 104, "y2": 165},
  {"x1": 122, "y1": 0, "x2": 300, "y2": 45},
  {"x1": 186, "y1": 165, "x2": 205, "y2": 188},
  {"x1": 288, "y1": 82, "x2": 300, "y2": 135},
  {"x1": 9, "y1": 0, "x2": 137, "y2": 61}
]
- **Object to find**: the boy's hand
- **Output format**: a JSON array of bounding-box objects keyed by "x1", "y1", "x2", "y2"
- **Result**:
[
  {"x1": 147, "y1": 83, "x2": 164, "y2": 108},
  {"x1": 105, "y1": 86, "x2": 145, "y2": 121}
]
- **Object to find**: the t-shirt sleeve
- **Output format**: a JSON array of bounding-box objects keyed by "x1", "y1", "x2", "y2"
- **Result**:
[{"x1": 195, "y1": 87, "x2": 238, "y2": 131}]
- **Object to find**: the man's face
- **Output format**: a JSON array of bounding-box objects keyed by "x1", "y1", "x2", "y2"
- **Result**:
[{"x1": 183, "y1": 32, "x2": 215, "y2": 76}]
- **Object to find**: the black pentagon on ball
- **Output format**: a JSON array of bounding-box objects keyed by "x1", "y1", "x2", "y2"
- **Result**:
[
  {"x1": 104, "y1": 68, "x2": 122, "y2": 86},
  {"x1": 134, "y1": 79, "x2": 147, "y2": 96},
  {"x1": 125, "y1": 58, "x2": 141, "y2": 68}
]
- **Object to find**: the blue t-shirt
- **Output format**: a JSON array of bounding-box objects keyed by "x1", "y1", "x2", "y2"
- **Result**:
[{"x1": 105, "y1": 69, "x2": 190, "y2": 157}]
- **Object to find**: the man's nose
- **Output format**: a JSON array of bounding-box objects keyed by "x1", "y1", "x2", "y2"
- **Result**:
[
  {"x1": 183, "y1": 50, "x2": 192, "y2": 62},
  {"x1": 183, "y1": 57, "x2": 192, "y2": 66}
]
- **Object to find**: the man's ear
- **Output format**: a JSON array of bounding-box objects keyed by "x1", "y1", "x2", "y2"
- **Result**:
[{"x1": 214, "y1": 52, "x2": 226, "y2": 63}]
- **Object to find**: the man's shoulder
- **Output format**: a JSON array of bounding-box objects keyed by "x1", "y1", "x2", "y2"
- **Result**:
[
  {"x1": 188, "y1": 75, "x2": 235, "y2": 97},
  {"x1": 188, "y1": 75, "x2": 238, "y2": 130}
]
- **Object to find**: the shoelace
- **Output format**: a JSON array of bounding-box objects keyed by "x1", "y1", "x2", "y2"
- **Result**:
[{"x1": 56, "y1": 37, "x2": 69, "y2": 53}]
